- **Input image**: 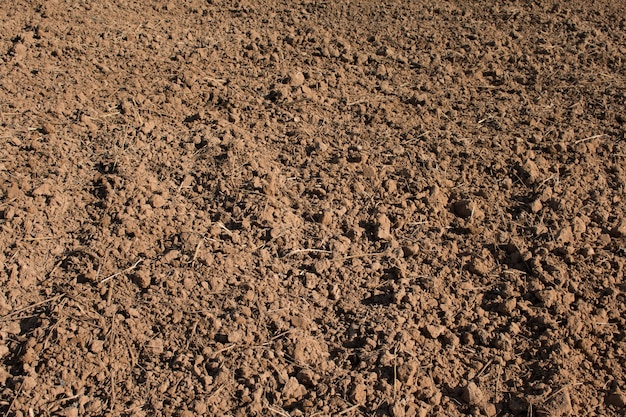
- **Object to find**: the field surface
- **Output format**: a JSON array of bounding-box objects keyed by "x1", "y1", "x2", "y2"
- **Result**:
[{"x1": 1, "y1": 0, "x2": 625, "y2": 416}]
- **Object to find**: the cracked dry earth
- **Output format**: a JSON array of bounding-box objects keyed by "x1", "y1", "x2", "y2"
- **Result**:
[{"x1": 1, "y1": 0, "x2": 626, "y2": 416}]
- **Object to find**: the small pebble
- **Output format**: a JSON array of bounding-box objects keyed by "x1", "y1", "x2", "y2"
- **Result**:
[
  {"x1": 462, "y1": 381, "x2": 484, "y2": 406},
  {"x1": 453, "y1": 200, "x2": 474, "y2": 219},
  {"x1": 607, "y1": 392, "x2": 626, "y2": 408},
  {"x1": 319, "y1": 211, "x2": 332, "y2": 226},
  {"x1": 288, "y1": 70, "x2": 305, "y2": 87},
  {"x1": 425, "y1": 324, "x2": 446, "y2": 339},
  {"x1": 376, "y1": 214, "x2": 393, "y2": 240},
  {"x1": 133, "y1": 269, "x2": 151, "y2": 289},
  {"x1": 90, "y1": 340, "x2": 105, "y2": 353},
  {"x1": 529, "y1": 199, "x2": 542, "y2": 213},
  {"x1": 611, "y1": 219, "x2": 626, "y2": 237},
  {"x1": 483, "y1": 402, "x2": 497, "y2": 416},
  {"x1": 41, "y1": 122, "x2": 55, "y2": 134},
  {"x1": 150, "y1": 194, "x2": 167, "y2": 208},
  {"x1": 12, "y1": 43, "x2": 27, "y2": 57}
]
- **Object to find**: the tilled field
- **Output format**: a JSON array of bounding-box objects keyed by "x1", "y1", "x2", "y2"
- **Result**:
[{"x1": 1, "y1": 0, "x2": 625, "y2": 416}]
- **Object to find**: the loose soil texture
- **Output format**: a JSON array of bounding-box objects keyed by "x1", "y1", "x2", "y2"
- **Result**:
[{"x1": 1, "y1": 0, "x2": 626, "y2": 416}]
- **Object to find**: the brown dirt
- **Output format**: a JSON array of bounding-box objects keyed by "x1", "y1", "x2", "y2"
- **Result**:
[{"x1": 1, "y1": 0, "x2": 625, "y2": 416}]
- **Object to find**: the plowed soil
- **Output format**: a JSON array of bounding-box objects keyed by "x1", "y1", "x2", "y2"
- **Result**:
[{"x1": 1, "y1": 1, "x2": 625, "y2": 416}]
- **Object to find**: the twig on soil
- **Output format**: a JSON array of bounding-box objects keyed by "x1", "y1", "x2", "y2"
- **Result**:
[
  {"x1": 544, "y1": 382, "x2": 583, "y2": 402},
  {"x1": 207, "y1": 384, "x2": 226, "y2": 401},
  {"x1": 91, "y1": 112, "x2": 121, "y2": 120},
  {"x1": 283, "y1": 248, "x2": 332, "y2": 258},
  {"x1": 214, "y1": 344, "x2": 237, "y2": 355},
  {"x1": 216, "y1": 222, "x2": 233, "y2": 236},
  {"x1": 511, "y1": 171, "x2": 529, "y2": 190},
  {"x1": 334, "y1": 404, "x2": 360, "y2": 416},
  {"x1": 474, "y1": 358, "x2": 494, "y2": 380},
  {"x1": 0, "y1": 294, "x2": 65, "y2": 321},
  {"x1": 45, "y1": 393, "x2": 80, "y2": 412},
  {"x1": 100, "y1": 258, "x2": 143, "y2": 283},
  {"x1": 185, "y1": 320, "x2": 199, "y2": 350},
  {"x1": 347, "y1": 99, "x2": 366, "y2": 106},
  {"x1": 502, "y1": 270, "x2": 526, "y2": 275},
  {"x1": 24, "y1": 235, "x2": 57, "y2": 241},
  {"x1": 574, "y1": 133, "x2": 606, "y2": 144},
  {"x1": 5, "y1": 382, "x2": 24, "y2": 417},
  {"x1": 205, "y1": 76, "x2": 227, "y2": 85},
  {"x1": 539, "y1": 175, "x2": 559, "y2": 187},
  {"x1": 42, "y1": 300, "x2": 68, "y2": 350},
  {"x1": 408, "y1": 130, "x2": 431, "y2": 143},
  {"x1": 270, "y1": 329, "x2": 294, "y2": 341},
  {"x1": 253, "y1": 329, "x2": 295, "y2": 348},
  {"x1": 267, "y1": 405, "x2": 291, "y2": 417},
  {"x1": 283, "y1": 97, "x2": 313, "y2": 107},
  {"x1": 0, "y1": 197, "x2": 17, "y2": 209},
  {"x1": 190, "y1": 239, "x2": 203, "y2": 265},
  {"x1": 406, "y1": 221, "x2": 429, "y2": 226},
  {"x1": 461, "y1": 283, "x2": 491, "y2": 293}
]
